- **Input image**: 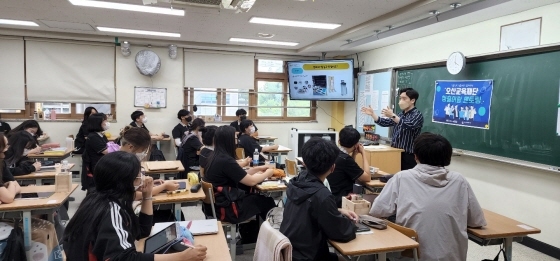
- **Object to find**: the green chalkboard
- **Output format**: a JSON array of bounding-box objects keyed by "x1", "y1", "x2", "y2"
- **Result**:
[{"x1": 397, "y1": 50, "x2": 560, "y2": 167}]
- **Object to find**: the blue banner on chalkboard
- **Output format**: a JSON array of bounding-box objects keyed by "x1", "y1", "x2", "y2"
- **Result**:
[{"x1": 432, "y1": 80, "x2": 493, "y2": 129}]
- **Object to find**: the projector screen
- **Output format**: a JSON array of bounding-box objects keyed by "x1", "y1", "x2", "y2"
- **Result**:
[{"x1": 287, "y1": 59, "x2": 355, "y2": 101}]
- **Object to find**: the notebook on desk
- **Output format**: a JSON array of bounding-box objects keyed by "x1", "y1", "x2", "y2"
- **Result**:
[{"x1": 152, "y1": 219, "x2": 219, "y2": 236}]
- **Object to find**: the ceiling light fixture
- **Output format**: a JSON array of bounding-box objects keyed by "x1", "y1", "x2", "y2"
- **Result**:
[
  {"x1": 450, "y1": 3, "x2": 462, "y2": 9},
  {"x1": 257, "y1": 33, "x2": 275, "y2": 38},
  {"x1": 229, "y1": 38, "x2": 299, "y2": 46},
  {"x1": 249, "y1": 17, "x2": 341, "y2": 30},
  {"x1": 97, "y1": 27, "x2": 181, "y2": 37},
  {"x1": 0, "y1": 19, "x2": 39, "y2": 27},
  {"x1": 68, "y1": 0, "x2": 184, "y2": 16}
]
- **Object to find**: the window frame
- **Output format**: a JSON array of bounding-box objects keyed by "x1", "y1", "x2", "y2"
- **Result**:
[{"x1": 0, "y1": 103, "x2": 116, "y2": 120}]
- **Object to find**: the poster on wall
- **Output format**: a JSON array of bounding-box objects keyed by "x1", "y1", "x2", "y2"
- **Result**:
[{"x1": 432, "y1": 80, "x2": 493, "y2": 129}]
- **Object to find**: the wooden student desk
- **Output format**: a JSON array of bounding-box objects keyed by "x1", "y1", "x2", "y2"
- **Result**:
[
  {"x1": 356, "y1": 145, "x2": 403, "y2": 174},
  {"x1": 142, "y1": 160, "x2": 185, "y2": 180},
  {"x1": 151, "y1": 179, "x2": 205, "y2": 221},
  {"x1": 15, "y1": 164, "x2": 76, "y2": 186},
  {"x1": 136, "y1": 221, "x2": 231, "y2": 261},
  {"x1": 0, "y1": 184, "x2": 78, "y2": 257},
  {"x1": 255, "y1": 135, "x2": 278, "y2": 145},
  {"x1": 468, "y1": 209, "x2": 541, "y2": 261},
  {"x1": 261, "y1": 145, "x2": 292, "y2": 164},
  {"x1": 27, "y1": 148, "x2": 73, "y2": 162},
  {"x1": 107, "y1": 136, "x2": 171, "y2": 149},
  {"x1": 329, "y1": 226, "x2": 419, "y2": 261},
  {"x1": 256, "y1": 179, "x2": 288, "y2": 193}
]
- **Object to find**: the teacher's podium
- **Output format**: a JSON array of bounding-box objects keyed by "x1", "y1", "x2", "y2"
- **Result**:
[{"x1": 357, "y1": 145, "x2": 403, "y2": 174}]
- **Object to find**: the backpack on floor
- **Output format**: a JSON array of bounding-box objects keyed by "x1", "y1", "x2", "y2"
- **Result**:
[{"x1": 0, "y1": 219, "x2": 27, "y2": 261}]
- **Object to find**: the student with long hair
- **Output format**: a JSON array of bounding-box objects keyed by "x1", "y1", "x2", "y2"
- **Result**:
[
  {"x1": 5, "y1": 131, "x2": 41, "y2": 176},
  {"x1": 81, "y1": 113, "x2": 109, "y2": 192},
  {"x1": 74, "y1": 106, "x2": 97, "y2": 154},
  {"x1": 63, "y1": 152, "x2": 207, "y2": 260},
  {"x1": 8, "y1": 120, "x2": 43, "y2": 153},
  {"x1": 0, "y1": 133, "x2": 21, "y2": 203},
  {"x1": 119, "y1": 126, "x2": 179, "y2": 198},
  {"x1": 180, "y1": 118, "x2": 206, "y2": 170},
  {"x1": 199, "y1": 126, "x2": 251, "y2": 170},
  {"x1": 202, "y1": 126, "x2": 275, "y2": 227}
]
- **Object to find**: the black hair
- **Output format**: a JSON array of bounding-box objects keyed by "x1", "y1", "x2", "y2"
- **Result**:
[
  {"x1": 120, "y1": 126, "x2": 151, "y2": 151},
  {"x1": 301, "y1": 138, "x2": 339, "y2": 176},
  {"x1": 87, "y1": 113, "x2": 107, "y2": 133},
  {"x1": 83, "y1": 107, "x2": 97, "y2": 123},
  {"x1": 204, "y1": 126, "x2": 237, "y2": 176},
  {"x1": 236, "y1": 109, "x2": 247, "y2": 117},
  {"x1": 5, "y1": 131, "x2": 36, "y2": 166},
  {"x1": 339, "y1": 127, "x2": 361, "y2": 148},
  {"x1": 131, "y1": 111, "x2": 144, "y2": 122},
  {"x1": 177, "y1": 109, "x2": 192, "y2": 122},
  {"x1": 413, "y1": 132, "x2": 452, "y2": 167},
  {"x1": 9, "y1": 120, "x2": 43, "y2": 138},
  {"x1": 189, "y1": 118, "x2": 206, "y2": 132},
  {"x1": 0, "y1": 133, "x2": 6, "y2": 186},
  {"x1": 239, "y1": 119, "x2": 253, "y2": 134},
  {"x1": 399, "y1": 88, "x2": 419, "y2": 105},
  {"x1": 63, "y1": 152, "x2": 141, "y2": 245},
  {"x1": 201, "y1": 125, "x2": 218, "y2": 146}
]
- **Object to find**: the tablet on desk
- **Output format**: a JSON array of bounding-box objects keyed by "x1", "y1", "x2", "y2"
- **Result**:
[
  {"x1": 15, "y1": 192, "x2": 54, "y2": 200},
  {"x1": 144, "y1": 223, "x2": 180, "y2": 254}
]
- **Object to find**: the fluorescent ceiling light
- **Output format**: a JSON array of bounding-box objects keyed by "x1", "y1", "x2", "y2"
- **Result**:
[
  {"x1": 229, "y1": 38, "x2": 298, "y2": 46},
  {"x1": 97, "y1": 27, "x2": 181, "y2": 37},
  {"x1": 69, "y1": 0, "x2": 184, "y2": 16},
  {"x1": 0, "y1": 19, "x2": 39, "y2": 27},
  {"x1": 249, "y1": 17, "x2": 341, "y2": 29}
]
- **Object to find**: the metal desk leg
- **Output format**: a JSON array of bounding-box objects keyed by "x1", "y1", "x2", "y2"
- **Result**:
[
  {"x1": 378, "y1": 252, "x2": 386, "y2": 261},
  {"x1": 174, "y1": 203, "x2": 182, "y2": 221},
  {"x1": 23, "y1": 211, "x2": 32, "y2": 251},
  {"x1": 156, "y1": 141, "x2": 161, "y2": 150},
  {"x1": 36, "y1": 179, "x2": 42, "y2": 186},
  {"x1": 505, "y1": 237, "x2": 513, "y2": 261}
]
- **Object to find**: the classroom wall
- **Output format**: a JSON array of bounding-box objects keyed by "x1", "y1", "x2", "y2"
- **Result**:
[{"x1": 352, "y1": 3, "x2": 560, "y2": 248}]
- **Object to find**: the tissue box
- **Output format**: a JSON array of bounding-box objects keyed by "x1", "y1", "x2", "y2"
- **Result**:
[
  {"x1": 342, "y1": 197, "x2": 371, "y2": 215},
  {"x1": 55, "y1": 173, "x2": 73, "y2": 192}
]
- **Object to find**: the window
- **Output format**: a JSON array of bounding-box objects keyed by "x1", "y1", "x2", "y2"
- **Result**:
[
  {"x1": 0, "y1": 103, "x2": 116, "y2": 120},
  {"x1": 184, "y1": 59, "x2": 315, "y2": 122}
]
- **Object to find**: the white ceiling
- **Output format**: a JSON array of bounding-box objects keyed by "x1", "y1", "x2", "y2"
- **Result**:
[{"x1": 0, "y1": 0, "x2": 558, "y2": 56}]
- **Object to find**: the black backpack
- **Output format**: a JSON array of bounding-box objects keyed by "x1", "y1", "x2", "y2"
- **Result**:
[
  {"x1": 0, "y1": 219, "x2": 27, "y2": 261},
  {"x1": 149, "y1": 145, "x2": 166, "y2": 161}
]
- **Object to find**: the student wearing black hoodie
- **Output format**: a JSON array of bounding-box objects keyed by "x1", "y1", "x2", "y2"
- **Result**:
[{"x1": 280, "y1": 138, "x2": 358, "y2": 261}]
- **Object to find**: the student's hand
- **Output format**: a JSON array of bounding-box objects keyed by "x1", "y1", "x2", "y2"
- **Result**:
[
  {"x1": 180, "y1": 245, "x2": 207, "y2": 261},
  {"x1": 13, "y1": 182, "x2": 21, "y2": 194},
  {"x1": 339, "y1": 209, "x2": 359, "y2": 223},
  {"x1": 141, "y1": 176, "x2": 154, "y2": 198},
  {"x1": 361, "y1": 106, "x2": 375, "y2": 116},
  {"x1": 33, "y1": 162, "x2": 42, "y2": 171},
  {"x1": 164, "y1": 180, "x2": 180, "y2": 191},
  {"x1": 356, "y1": 144, "x2": 365, "y2": 154},
  {"x1": 30, "y1": 147, "x2": 42, "y2": 154},
  {"x1": 381, "y1": 106, "x2": 395, "y2": 118}
]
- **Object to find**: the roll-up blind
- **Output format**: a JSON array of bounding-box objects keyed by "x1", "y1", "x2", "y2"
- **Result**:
[
  {"x1": 26, "y1": 39, "x2": 115, "y2": 103},
  {"x1": 0, "y1": 36, "x2": 25, "y2": 109},
  {"x1": 184, "y1": 50, "x2": 254, "y2": 89}
]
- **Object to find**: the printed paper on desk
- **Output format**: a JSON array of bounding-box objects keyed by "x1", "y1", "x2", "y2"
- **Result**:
[{"x1": 152, "y1": 219, "x2": 219, "y2": 236}]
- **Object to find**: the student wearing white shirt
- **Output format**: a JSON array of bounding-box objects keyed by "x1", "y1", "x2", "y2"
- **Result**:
[{"x1": 370, "y1": 132, "x2": 486, "y2": 261}]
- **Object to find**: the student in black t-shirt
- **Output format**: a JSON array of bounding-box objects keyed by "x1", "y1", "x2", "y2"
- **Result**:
[
  {"x1": 172, "y1": 109, "x2": 192, "y2": 148},
  {"x1": 200, "y1": 126, "x2": 250, "y2": 171},
  {"x1": 130, "y1": 111, "x2": 163, "y2": 139},
  {"x1": 230, "y1": 109, "x2": 259, "y2": 137},
  {"x1": 180, "y1": 118, "x2": 206, "y2": 170},
  {"x1": 4, "y1": 131, "x2": 41, "y2": 176},
  {"x1": 238, "y1": 120, "x2": 278, "y2": 162},
  {"x1": 202, "y1": 125, "x2": 274, "y2": 224},
  {"x1": 327, "y1": 127, "x2": 371, "y2": 207},
  {"x1": 82, "y1": 113, "x2": 109, "y2": 192}
]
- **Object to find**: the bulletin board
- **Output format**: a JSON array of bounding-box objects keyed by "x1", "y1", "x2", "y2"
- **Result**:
[
  {"x1": 356, "y1": 70, "x2": 393, "y2": 138},
  {"x1": 134, "y1": 87, "x2": 167, "y2": 108}
]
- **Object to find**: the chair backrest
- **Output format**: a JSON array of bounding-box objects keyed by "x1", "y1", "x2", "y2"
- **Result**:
[
  {"x1": 235, "y1": 148, "x2": 245, "y2": 160},
  {"x1": 285, "y1": 159, "x2": 298, "y2": 176},
  {"x1": 386, "y1": 221, "x2": 420, "y2": 259},
  {"x1": 200, "y1": 180, "x2": 214, "y2": 205}
]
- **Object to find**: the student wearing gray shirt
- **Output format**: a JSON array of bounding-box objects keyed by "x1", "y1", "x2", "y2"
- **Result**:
[{"x1": 370, "y1": 132, "x2": 486, "y2": 261}]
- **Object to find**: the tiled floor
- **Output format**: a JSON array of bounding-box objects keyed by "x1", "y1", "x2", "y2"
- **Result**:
[{"x1": 67, "y1": 186, "x2": 558, "y2": 261}]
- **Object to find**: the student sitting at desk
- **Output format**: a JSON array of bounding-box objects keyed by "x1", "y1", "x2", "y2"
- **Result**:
[
  {"x1": 8, "y1": 120, "x2": 45, "y2": 148},
  {"x1": 5, "y1": 131, "x2": 41, "y2": 176},
  {"x1": 280, "y1": 137, "x2": 357, "y2": 261},
  {"x1": 130, "y1": 110, "x2": 163, "y2": 139},
  {"x1": 180, "y1": 118, "x2": 206, "y2": 171},
  {"x1": 238, "y1": 120, "x2": 278, "y2": 162},
  {"x1": 0, "y1": 133, "x2": 15, "y2": 183},
  {"x1": 74, "y1": 106, "x2": 97, "y2": 154},
  {"x1": 172, "y1": 109, "x2": 192, "y2": 148},
  {"x1": 230, "y1": 109, "x2": 259, "y2": 137},
  {"x1": 199, "y1": 126, "x2": 250, "y2": 170},
  {"x1": 369, "y1": 132, "x2": 486, "y2": 261},
  {"x1": 327, "y1": 127, "x2": 371, "y2": 207},
  {"x1": 0, "y1": 133, "x2": 21, "y2": 203},
  {"x1": 202, "y1": 126, "x2": 275, "y2": 241},
  {"x1": 119, "y1": 126, "x2": 179, "y2": 197},
  {"x1": 63, "y1": 152, "x2": 207, "y2": 261},
  {"x1": 82, "y1": 113, "x2": 109, "y2": 192}
]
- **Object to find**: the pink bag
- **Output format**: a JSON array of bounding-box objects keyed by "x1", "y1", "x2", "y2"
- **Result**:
[{"x1": 107, "y1": 142, "x2": 121, "y2": 153}]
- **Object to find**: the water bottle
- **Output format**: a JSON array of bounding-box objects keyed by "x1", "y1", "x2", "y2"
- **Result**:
[
  {"x1": 61, "y1": 160, "x2": 69, "y2": 173},
  {"x1": 253, "y1": 149, "x2": 259, "y2": 166}
]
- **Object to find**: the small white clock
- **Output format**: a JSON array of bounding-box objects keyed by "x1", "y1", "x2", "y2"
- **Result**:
[{"x1": 446, "y1": 52, "x2": 466, "y2": 75}]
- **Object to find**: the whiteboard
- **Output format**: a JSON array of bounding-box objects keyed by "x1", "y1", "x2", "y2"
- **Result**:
[
  {"x1": 356, "y1": 71, "x2": 392, "y2": 138},
  {"x1": 500, "y1": 18, "x2": 541, "y2": 51},
  {"x1": 134, "y1": 87, "x2": 167, "y2": 108}
]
